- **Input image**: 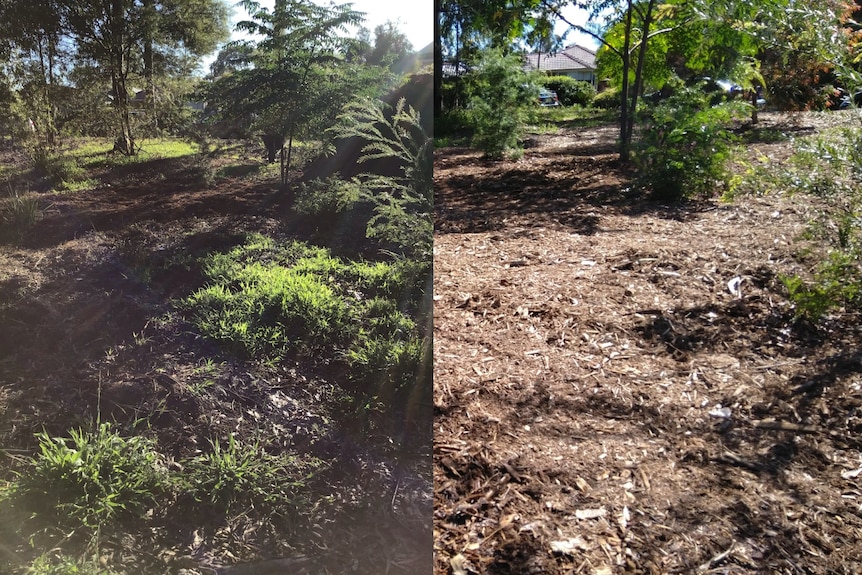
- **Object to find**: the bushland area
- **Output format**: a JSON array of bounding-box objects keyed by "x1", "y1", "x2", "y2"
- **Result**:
[{"x1": 0, "y1": 1, "x2": 432, "y2": 571}]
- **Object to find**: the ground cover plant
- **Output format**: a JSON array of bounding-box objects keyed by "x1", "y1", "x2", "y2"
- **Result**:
[
  {"x1": 730, "y1": 118, "x2": 862, "y2": 321},
  {"x1": 434, "y1": 109, "x2": 862, "y2": 574}
]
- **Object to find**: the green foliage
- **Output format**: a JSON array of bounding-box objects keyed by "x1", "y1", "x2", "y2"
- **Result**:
[
  {"x1": 184, "y1": 235, "x2": 428, "y2": 394},
  {"x1": 466, "y1": 48, "x2": 537, "y2": 158},
  {"x1": 35, "y1": 153, "x2": 91, "y2": 192},
  {"x1": 781, "y1": 251, "x2": 862, "y2": 321},
  {"x1": 294, "y1": 175, "x2": 361, "y2": 217},
  {"x1": 2, "y1": 186, "x2": 42, "y2": 228},
  {"x1": 23, "y1": 553, "x2": 120, "y2": 575},
  {"x1": 185, "y1": 435, "x2": 321, "y2": 512},
  {"x1": 730, "y1": 125, "x2": 862, "y2": 321},
  {"x1": 345, "y1": 298, "x2": 421, "y2": 389},
  {"x1": 206, "y1": 0, "x2": 387, "y2": 182},
  {"x1": 592, "y1": 88, "x2": 622, "y2": 110},
  {"x1": 541, "y1": 76, "x2": 596, "y2": 107},
  {"x1": 325, "y1": 95, "x2": 433, "y2": 258},
  {"x1": 12, "y1": 423, "x2": 167, "y2": 531},
  {"x1": 634, "y1": 86, "x2": 749, "y2": 201},
  {"x1": 185, "y1": 265, "x2": 349, "y2": 357}
]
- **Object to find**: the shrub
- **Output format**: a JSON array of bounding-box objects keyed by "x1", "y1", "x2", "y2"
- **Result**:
[
  {"x1": 2, "y1": 186, "x2": 42, "y2": 228},
  {"x1": 465, "y1": 48, "x2": 538, "y2": 158},
  {"x1": 592, "y1": 88, "x2": 622, "y2": 109},
  {"x1": 294, "y1": 176, "x2": 361, "y2": 217},
  {"x1": 542, "y1": 76, "x2": 596, "y2": 107},
  {"x1": 634, "y1": 87, "x2": 749, "y2": 201},
  {"x1": 328, "y1": 97, "x2": 433, "y2": 258}
]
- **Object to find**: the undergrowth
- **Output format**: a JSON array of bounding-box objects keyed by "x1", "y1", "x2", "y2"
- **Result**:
[
  {"x1": 2, "y1": 420, "x2": 328, "y2": 574},
  {"x1": 182, "y1": 234, "x2": 429, "y2": 395},
  {"x1": 729, "y1": 124, "x2": 862, "y2": 320},
  {"x1": 183, "y1": 435, "x2": 324, "y2": 514}
]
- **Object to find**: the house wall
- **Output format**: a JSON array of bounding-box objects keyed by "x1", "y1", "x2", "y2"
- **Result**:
[{"x1": 558, "y1": 70, "x2": 596, "y2": 86}]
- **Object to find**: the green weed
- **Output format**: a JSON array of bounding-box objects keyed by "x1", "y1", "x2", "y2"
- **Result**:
[
  {"x1": 23, "y1": 552, "x2": 120, "y2": 575},
  {"x1": 184, "y1": 435, "x2": 322, "y2": 513},
  {"x1": 2, "y1": 187, "x2": 43, "y2": 228},
  {"x1": 12, "y1": 422, "x2": 168, "y2": 531}
]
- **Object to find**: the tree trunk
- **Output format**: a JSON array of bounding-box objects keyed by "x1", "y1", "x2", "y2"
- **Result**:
[
  {"x1": 626, "y1": 0, "x2": 656, "y2": 147},
  {"x1": 111, "y1": 0, "x2": 135, "y2": 155},
  {"x1": 36, "y1": 36, "x2": 57, "y2": 147},
  {"x1": 143, "y1": 0, "x2": 157, "y2": 130},
  {"x1": 261, "y1": 134, "x2": 285, "y2": 163},
  {"x1": 751, "y1": 89, "x2": 759, "y2": 124},
  {"x1": 434, "y1": 0, "x2": 442, "y2": 118},
  {"x1": 619, "y1": 1, "x2": 634, "y2": 162},
  {"x1": 283, "y1": 128, "x2": 295, "y2": 186}
]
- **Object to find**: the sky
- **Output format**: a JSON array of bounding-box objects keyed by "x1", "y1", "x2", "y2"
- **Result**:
[
  {"x1": 554, "y1": 4, "x2": 602, "y2": 50},
  {"x1": 231, "y1": 0, "x2": 433, "y2": 49},
  {"x1": 199, "y1": 0, "x2": 431, "y2": 75}
]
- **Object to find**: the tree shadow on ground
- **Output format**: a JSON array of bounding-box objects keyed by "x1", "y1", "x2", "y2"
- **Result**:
[{"x1": 434, "y1": 145, "x2": 718, "y2": 236}]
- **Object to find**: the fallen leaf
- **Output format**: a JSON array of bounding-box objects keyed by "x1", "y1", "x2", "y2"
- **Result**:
[
  {"x1": 576, "y1": 507, "x2": 607, "y2": 520},
  {"x1": 550, "y1": 537, "x2": 589, "y2": 555},
  {"x1": 450, "y1": 553, "x2": 474, "y2": 575}
]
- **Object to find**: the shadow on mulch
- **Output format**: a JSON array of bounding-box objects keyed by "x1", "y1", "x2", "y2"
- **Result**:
[{"x1": 434, "y1": 145, "x2": 722, "y2": 236}]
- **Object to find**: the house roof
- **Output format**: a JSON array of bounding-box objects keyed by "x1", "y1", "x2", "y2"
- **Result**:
[{"x1": 524, "y1": 44, "x2": 597, "y2": 73}]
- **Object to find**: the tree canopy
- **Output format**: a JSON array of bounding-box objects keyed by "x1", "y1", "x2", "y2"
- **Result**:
[
  {"x1": 0, "y1": 0, "x2": 229, "y2": 152},
  {"x1": 204, "y1": 0, "x2": 397, "y2": 183}
]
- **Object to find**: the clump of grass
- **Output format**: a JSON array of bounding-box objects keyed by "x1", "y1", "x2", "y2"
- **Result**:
[
  {"x1": 186, "y1": 264, "x2": 349, "y2": 357},
  {"x1": 345, "y1": 297, "x2": 423, "y2": 390},
  {"x1": 2, "y1": 186, "x2": 43, "y2": 228},
  {"x1": 183, "y1": 235, "x2": 429, "y2": 393},
  {"x1": 184, "y1": 435, "x2": 323, "y2": 513},
  {"x1": 23, "y1": 552, "x2": 121, "y2": 575},
  {"x1": 10, "y1": 422, "x2": 168, "y2": 531}
]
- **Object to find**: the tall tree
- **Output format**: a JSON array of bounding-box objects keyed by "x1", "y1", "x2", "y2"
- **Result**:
[
  {"x1": 207, "y1": 0, "x2": 387, "y2": 184},
  {"x1": 0, "y1": 0, "x2": 67, "y2": 145},
  {"x1": 63, "y1": 0, "x2": 228, "y2": 154}
]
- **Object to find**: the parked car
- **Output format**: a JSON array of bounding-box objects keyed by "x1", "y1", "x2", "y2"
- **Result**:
[
  {"x1": 538, "y1": 88, "x2": 561, "y2": 107},
  {"x1": 834, "y1": 87, "x2": 862, "y2": 109}
]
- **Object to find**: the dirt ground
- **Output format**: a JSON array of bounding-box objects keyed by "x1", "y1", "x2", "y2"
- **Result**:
[
  {"x1": 433, "y1": 111, "x2": 862, "y2": 574},
  {"x1": 0, "y1": 140, "x2": 432, "y2": 574}
]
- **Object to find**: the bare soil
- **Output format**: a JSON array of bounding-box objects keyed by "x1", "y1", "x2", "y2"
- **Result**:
[
  {"x1": 0, "y1": 140, "x2": 431, "y2": 574},
  {"x1": 433, "y1": 111, "x2": 862, "y2": 574}
]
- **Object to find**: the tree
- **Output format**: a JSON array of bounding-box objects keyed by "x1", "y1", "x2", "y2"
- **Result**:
[
  {"x1": 543, "y1": 0, "x2": 666, "y2": 160},
  {"x1": 0, "y1": 0, "x2": 228, "y2": 153},
  {"x1": 0, "y1": 0, "x2": 68, "y2": 146},
  {"x1": 63, "y1": 0, "x2": 228, "y2": 154},
  {"x1": 436, "y1": 0, "x2": 567, "y2": 116},
  {"x1": 207, "y1": 42, "x2": 255, "y2": 79},
  {"x1": 368, "y1": 22, "x2": 414, "y2": 71},
  {"x1": 551, "y1": 0, "x2": 853, "y2": 160},
  {"x1": 206, "y1": 0, "x2": 388, "y2": 184}
]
